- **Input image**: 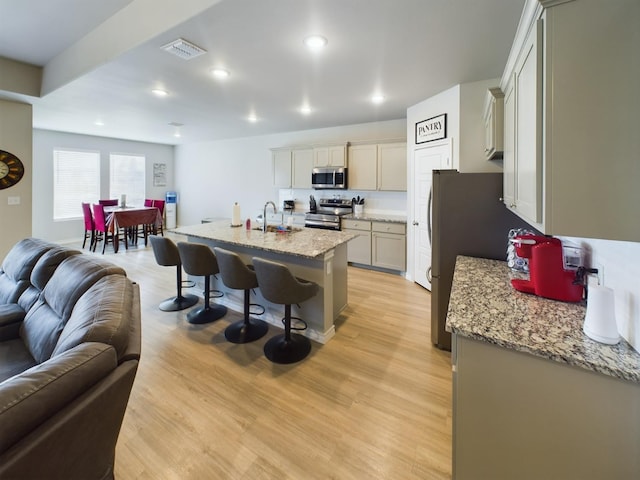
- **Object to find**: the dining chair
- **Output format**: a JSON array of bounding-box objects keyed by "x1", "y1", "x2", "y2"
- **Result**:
[
  {"x1": 98, "y1": 199, "x2": 118, "y2": 206},
  {"x1": 92, "y1": 203, "x2": 122, "y2": 254},
  {"x1": 138, "y1": 199, "x2": 165, "y2": 243},
  {"x1": 81, "y1": 202, "x2": 95, "y2": 250}
]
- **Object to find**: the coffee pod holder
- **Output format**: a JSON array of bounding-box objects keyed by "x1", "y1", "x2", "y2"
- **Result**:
[{"x1": 582, "y1": 273, "x2": 620, "y2": 345}]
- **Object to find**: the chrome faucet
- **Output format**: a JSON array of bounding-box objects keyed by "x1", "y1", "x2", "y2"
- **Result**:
[{"x1": 263, "y1": 201, "x2": 277, "y2": 232}]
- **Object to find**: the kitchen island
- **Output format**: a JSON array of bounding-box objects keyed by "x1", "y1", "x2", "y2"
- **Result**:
[
  {"x1": 173, "y1": 220, "x2": 357, "y2": 343},
  {"x1": 446, "y1": 256, "x2": 640, "y2": 480}
]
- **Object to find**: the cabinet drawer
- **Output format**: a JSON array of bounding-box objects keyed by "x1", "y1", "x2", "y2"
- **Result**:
[
  {"x1": 342, "y1": 219, "x2": 371, "y2": 231},
  {"x1": 371, "y1": 221, "x2": 406, "y2": 235}
]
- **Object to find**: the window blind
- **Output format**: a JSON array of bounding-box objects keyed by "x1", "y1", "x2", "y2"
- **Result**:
[{"x1": 53, "y1": 149, "x2": 100, "y2": 220}]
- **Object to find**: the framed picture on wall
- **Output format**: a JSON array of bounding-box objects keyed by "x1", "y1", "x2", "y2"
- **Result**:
[
  {"x1": 153, "y1": 163, "x2": 167, "y2": 186},
  {"x1": 416, "y1": 114, "x2": 447, "y2": 144}
]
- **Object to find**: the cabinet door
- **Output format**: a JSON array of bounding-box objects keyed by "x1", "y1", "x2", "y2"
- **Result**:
[
  {"x1": 502, "y1": 78, "x2": 516, "y2": 209},
  {"x1": 347, "y1": 144, "x2": 377, "y2": 190},
  {"x1": 513, "y1": 21, "x2": 543, "y2": 224},
  {"x1": 345, "y1": 230, "x2": 372, "y2": 265},
  {"x1": 377, "y1": 143, "x2": 407, "y2": 191},
  {"x1": 484, "y1": 102, "x2": 495, "y2": 158},
  {"x1": 292, "y1": 149, "x2": 313, "y2": 188},
  {"x1": 328, "y1": 145, "x2": 346, "y2": 166},
  {"x1": 372, "y1": 232, "x2": 406, "y2": 271},
  {"x1": 272, "y1": 149, "x2": 292, "y2": 188},
  {"x1": 314, "y1": 145, "x2": 347, "y2": 167}
]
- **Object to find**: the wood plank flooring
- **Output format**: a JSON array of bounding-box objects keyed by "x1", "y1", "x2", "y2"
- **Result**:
[{"x1": 81, "y1": 234, "x2": 452, "y2": 479}]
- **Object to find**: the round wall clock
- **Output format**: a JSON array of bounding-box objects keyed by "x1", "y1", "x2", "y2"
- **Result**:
[{"x1": 0, "y1": 150, "x2": 25, "y2": 190}]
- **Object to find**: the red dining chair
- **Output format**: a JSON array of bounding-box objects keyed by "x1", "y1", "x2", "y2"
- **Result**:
[
  {"x1": 81, "y1": 202, "x2": 95, "y2": 250},
  {"x1": 98, "y1": 199, "x2": 119, "y2": 206},
  {"x1": 138, "y1": 199, "x2": 165, "y2": 243},
  {"x1": 92, "y1": 203, "x2": 122, "y2": 254}
]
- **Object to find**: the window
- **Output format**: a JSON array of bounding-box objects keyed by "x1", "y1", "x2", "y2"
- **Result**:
[
  {"x1": 53, "y1": 149, "x2": 100, "y2": 220},
  {"x1": 109, "y1": 153, "x2": 145, "y2": 207}
]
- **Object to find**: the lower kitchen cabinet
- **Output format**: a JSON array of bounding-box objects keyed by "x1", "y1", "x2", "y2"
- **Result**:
[
  {"x1": 452, "y1": 335, "x2": 640, "y2": 480},
  {"x1": 343, "y1": 219, "x2": 372, "y2": 265},
  {"x1": 371, "y1": 221, "x2": 406, "y2": 271},
  {"x1": 343, "y1": 219, "x2": 406, "y2": 271}
]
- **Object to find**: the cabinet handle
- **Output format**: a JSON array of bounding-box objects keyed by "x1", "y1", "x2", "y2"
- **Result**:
[
  {"x1": 412, "y1": 221, "x2": 419, "y2": 226},
  {"x1": 510, "y1": 203, "x2": 516, "y2": 208}
]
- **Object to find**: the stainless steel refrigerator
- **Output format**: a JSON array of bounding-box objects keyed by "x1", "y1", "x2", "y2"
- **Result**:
[{"x1": 430, "y1": 170, "x2": 535, "y2": 350}]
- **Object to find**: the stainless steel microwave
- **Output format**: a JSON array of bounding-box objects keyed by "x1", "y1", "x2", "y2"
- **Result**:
[{"x1": 311, "y1": 167, "x2": 348, "y2": 189}]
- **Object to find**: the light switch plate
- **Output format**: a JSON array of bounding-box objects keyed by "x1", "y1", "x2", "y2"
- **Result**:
[{"x1": 7, "y1": 196, "x2": 20, "y2": 205}]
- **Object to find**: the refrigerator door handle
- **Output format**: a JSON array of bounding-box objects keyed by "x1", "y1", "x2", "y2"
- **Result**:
[
  {"x1": 427, "y1": 266, "x2": 432, "y2": 282},
  {"x1": 427, "y1": 186, "x2": 433, "y2": 245}
]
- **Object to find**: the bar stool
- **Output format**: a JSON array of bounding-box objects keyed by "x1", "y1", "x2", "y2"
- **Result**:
[
  {"x1": 177, "y1": 242, "x2": 227, "y2": 324},
  {"x1": 252, "y1": 257, "x2": 319, "y2": 364},
  {"x1": 149, "y1": 236, "x2": 198, "y2": 311},
  {"x1": 213, "y1": 247, "x2": 269, "y2": 343}
]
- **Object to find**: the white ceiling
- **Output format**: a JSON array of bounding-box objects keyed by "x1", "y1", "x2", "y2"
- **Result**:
[{"x1": 0, "y1": 0, "x2": 526, "y2": 145}]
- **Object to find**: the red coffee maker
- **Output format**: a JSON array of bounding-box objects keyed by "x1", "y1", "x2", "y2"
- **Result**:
[{"x1": 510, "y1": 235, "x2": 584, "y2": 302}]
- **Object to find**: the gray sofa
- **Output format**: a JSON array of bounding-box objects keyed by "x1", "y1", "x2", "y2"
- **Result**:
[{"x1": 0, "y1": 238, "x2": 141, "y2": 479}]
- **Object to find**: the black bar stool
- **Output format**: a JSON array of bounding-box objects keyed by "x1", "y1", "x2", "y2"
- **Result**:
[
  {"x1": 252, "y1": 257, "x2": 319, "y2": 364},
  {"x1": 213, "y1": 247, "x2": 269, "y2": 343},
  {"x1": 149, "y1": 236, "x2": 198, "y2": 311},
  {"x1": 177, "y1": 242, "x2": 227, "y2": 324}
]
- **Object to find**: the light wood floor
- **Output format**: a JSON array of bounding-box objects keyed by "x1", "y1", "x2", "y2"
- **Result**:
[{"x1": 82, "y1": 234, "x2": 452, "y2": 479}]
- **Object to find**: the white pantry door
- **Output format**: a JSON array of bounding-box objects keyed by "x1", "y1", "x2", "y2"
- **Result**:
[{"x1": 412, "y1": 140, "x2": 451, "y2": 290}]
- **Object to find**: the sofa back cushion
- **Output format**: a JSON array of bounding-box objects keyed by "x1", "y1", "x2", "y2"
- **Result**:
[
  {"x1": 0, "y1": 238, "x2": 53, "y2": 304},
  {"x1": 52, "y1": 275, "x2": 136, "y2": 361},
  {"x1": 17, "y1": 246, "x2": 81, "y2": 313},
  {"x1": 19, "y1": 255, "x2": 125, "y2": 364}
]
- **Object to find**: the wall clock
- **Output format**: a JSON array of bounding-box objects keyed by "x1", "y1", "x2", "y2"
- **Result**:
[{"x1": 0, "y1": 150, "x2": 25, "y2": 190}]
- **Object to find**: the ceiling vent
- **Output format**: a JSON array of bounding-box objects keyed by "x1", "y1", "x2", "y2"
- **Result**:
[{"x1": 161, "y1": 38, "x2": 207, "y2": 60}]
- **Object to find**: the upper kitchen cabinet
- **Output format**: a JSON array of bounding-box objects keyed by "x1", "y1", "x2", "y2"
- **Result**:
[
  {"x1": 313, "y1": 144, "x2": 347, "y2": 167},
  {"x1": 483, "y1": 87, "x2": 504, "y2": 161},
  {"x1": 272, "y1": 147, "x2": 313, "y2": 188},
  {"x1": 501, "y1": 0, "x2": 640, "y2": 242},
  {"x1": 348, "y1": 142, "x2": 407, "y2": 191}
]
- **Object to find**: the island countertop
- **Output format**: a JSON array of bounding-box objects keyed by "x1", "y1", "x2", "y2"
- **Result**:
[
  {"x1": 174, "y1": 220, "x2": 357, "y2": 259},
  {"x1": 446, "y1": 255, "x2": 640, "y2": 383}
]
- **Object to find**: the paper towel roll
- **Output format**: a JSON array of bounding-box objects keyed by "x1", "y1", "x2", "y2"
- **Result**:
[
  {"x1": 232, "y1": 202, "x2": 241, "y2": 226},
  {"x1": 583, "y1": 285, "x2": 620, "y2": 344}
]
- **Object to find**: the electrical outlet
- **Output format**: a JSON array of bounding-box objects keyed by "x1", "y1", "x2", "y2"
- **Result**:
[{"x1": 594, "y1": 263, "x2": 604, "y2": 286}]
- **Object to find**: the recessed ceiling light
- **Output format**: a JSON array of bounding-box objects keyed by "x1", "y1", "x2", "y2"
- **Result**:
[
  {"x1": 211, "y1": 68, "x2": 230, "y2": 79},
  {"x1": 304, "y1": 35, "x2": 328, "y2": 51},
  {"x1": 247, "y1": 114, "x2": 258, "y2": 123},
  {"x1": 152, "y1": 88, "x2": 168, "y2": 97},
  {"x1": 371, "y1": 94, "x2": 385, "y2": 104},
  {"x1": 300, "y1": 105, "x2": 312, "y2": 115},
  {"x1": 94, "y1": 120, "x2": 104, "y2": 126}
]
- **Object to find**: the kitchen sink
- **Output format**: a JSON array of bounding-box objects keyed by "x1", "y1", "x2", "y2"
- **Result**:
[{"x1": 253, "y1": 225, "x2": 302, "y2": 234}]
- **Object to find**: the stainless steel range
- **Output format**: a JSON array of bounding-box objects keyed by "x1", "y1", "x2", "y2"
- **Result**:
[{"x1": 305, "y1": 197, "x2": 353, "y2": 230}]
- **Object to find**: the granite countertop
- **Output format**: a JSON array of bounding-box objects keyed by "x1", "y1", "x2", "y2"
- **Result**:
[
  {"x1": 174, "y1": 219, "x2": 356, "y2": 259},
  {"x1": 342, "y1": 213, "x2": 407, "y2": 223},
  {"x1": 446, "y1": 255, "x2": 640, "y2": 383}
]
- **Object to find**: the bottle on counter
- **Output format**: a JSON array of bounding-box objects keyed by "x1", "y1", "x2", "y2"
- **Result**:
[{"x1": 245, "y1": 218, "x2": 251, "y2": 230}]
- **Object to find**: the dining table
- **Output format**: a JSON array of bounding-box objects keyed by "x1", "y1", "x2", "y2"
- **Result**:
[{"x1": 104, "y1": 206, "x2": 162, "y2": 253}]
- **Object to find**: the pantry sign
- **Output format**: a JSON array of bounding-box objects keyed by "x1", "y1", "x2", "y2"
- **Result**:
[{"x1": 416, "y1": 114, "x2": 447, "y2": 144}]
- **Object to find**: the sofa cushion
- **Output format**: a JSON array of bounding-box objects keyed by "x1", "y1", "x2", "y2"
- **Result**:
[
  {"x1": 0, "y1": 238, "x2": 53, "y2": 304},
  {"x1": 19, "y1": 254, "x2": 126, "y2": 364},
  {"x1": 0, "y1": 342, "x2": 117, "y2": 452},
  {"x1": 0, "y1": 338, "x2": 36, "y2": 384},
  {"x1": 0, "y1": 304, "x2": 26, "y2": 342},
  {"x1": 17, "y1": 246, "x2": 81, "y2": 313},
  {"x1": 52, "y1": 275, "x2": 134, "y2": 362}
]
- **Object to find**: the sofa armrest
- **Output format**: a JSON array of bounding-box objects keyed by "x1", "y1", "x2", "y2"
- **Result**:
[
  {"x1": 0, "y1": 304, "x2": 26, "y2": 341},
  {"x1": 0, "y1": 342, "x2": 117, "y2": 452}
]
